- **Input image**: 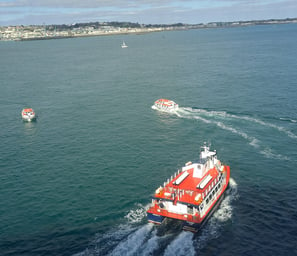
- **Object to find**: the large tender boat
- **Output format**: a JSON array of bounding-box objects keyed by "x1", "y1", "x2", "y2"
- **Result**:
[
  {"x1": 147, "y1": 144, "x2": 230, "y2": 232},
  {"x1": 152, "y1": 99, "x2": 179, "y2": 112},
  {"x1": 21, "y1": 108, "x2": 36, "y2": 122}
]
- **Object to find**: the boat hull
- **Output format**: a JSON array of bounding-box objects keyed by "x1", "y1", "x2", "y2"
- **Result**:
[
  {"x1": 147, "y1": 212, "x2": 165, "y2": 225},
  {"x1": 182, "y1": 190, "x2": 226, "y2": 232},
  {"x1": 147, "y1": 188, "x2": 227, "y2": 233},
  {"x1": 151, "y1": 105, "x2": 178, "y2": 113},
  {"x1": 22, "y1": 113, "x2": 36, "y2": 122},
  {"x1": 152, "y1": 99, "x2": 179, "y2": 113},
  {"x1": 22, "y1": 115, "x2": 36, "y2": 122}
]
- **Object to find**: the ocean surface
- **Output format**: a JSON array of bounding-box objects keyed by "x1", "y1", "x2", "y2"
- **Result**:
[{"x1": 1, "y1": 24, "x2": 297, "y2": 256}]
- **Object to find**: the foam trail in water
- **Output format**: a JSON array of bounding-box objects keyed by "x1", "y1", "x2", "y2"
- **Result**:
[
  {"x1": 110, "y1": 224, "x2": 153, "y2": 256},
  {"x1": 176, "y1": 107, "x2": 295, "y2": 160},
  {"x1": 138, "y1": 229, "x2": 161, "y2": 256},
  {"x1": 180, "y1": 107, "x2": 297, "y2": 140},
  {"x1": 216, "y1": 121, "x2": 259, "y2": 147},
  {"x1": 177, "y1": 108, "x2": 259, "y2": 148},
  {"x1": 124, "y1": 203, "x2": 149, "y2": 224},
  {"x1": 73, "y1": 223, "x2": 138, "y2": 256},
  {"x1": 216, "y1": 178, "x2": 238, "y2": 220},
  {"x1": 260, "y1": 147, "x2": 290, "y2": 161},
  {"x1": 76, "y1": 179, "x2": 239, "y2": 256},
  {"x1": 230, "y1": 114, "x2": 297, "y2": 139},
  {"x1": 109, "y1": 204, "x2": 159, "y2": 255},
  {"x1": 193, "y1": 178, "x2": 238, "y2": 251},
  {"x1": 75, "y1": 204, "x2": 152, "y2": 256},
  {"x1": 280, "y1": 117, "x2": 297, "y2": 123},
  {"x1": 210, "y1": 177, "x2": 238, "y2": 225},
  {"x1": 163, "y1": 232, "x2": 195, "y2": 256}
]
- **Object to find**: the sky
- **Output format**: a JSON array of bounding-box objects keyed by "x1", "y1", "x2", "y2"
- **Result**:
[{"x1": 0, "y1": 0, "x2": 297, "y2": 26}]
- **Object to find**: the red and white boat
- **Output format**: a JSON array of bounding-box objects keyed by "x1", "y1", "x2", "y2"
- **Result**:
[
  {"x1": 21, "y1": 108, "x2": 36, "y2": 122},
  {"x1": 152, "y1": 99, "x2": 179, "y2": 112},
  {"x1": 147, "y1": 144, "x2": 230, "y2": 232}
]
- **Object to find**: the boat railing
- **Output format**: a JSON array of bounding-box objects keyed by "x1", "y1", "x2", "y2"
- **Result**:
[
  {"x1": 156, "y1": 185, "x2": 204, "y2": 204},
  {"x1": 155, "y1": 205, "x2": 201, "y2": 222}
]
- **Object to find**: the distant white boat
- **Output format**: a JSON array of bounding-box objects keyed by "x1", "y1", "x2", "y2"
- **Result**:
[{"x1": 121, "y1": 41, "x2": 128, "y2": 48}]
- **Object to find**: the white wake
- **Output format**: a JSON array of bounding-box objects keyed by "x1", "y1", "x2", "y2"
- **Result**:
[
  {"x1": 75, "y1": 178, "x2": 239, "y2": 256},
  {"x1": 173, "y1": 107, "x2": 294, "y2": 160}
]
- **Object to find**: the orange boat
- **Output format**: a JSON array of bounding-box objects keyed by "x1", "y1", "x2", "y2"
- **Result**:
[
  {"x1": 152, "y1": 99, "x2": 179, "y2": 112},
  {"x1": 21, "y1": 108, "x2": 36, "y2": 122},
  {"x1": 147, "y1": 143, "x2": 230, "y2": 232}
]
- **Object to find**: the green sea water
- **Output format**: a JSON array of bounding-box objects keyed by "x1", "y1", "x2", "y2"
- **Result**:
[{"x1": 1, "y1": 24, "x2": 297, "y2": 256}]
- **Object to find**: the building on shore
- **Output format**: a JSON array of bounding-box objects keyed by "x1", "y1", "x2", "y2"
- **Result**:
[{"x1": 1, "y1": 19, "x2": 297, "y2": 41}]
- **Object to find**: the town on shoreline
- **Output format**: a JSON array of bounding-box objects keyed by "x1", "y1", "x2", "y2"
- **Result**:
[{"x1": 1, "y1": 18, "x2": 296, "y2": 41}]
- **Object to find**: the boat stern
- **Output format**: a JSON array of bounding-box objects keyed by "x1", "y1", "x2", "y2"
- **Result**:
[{"x1": 147, "y1": 211, "x2": 165, "y2": 225}]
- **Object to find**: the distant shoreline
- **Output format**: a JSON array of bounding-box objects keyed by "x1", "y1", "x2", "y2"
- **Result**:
[{"x1": 1, "y1": 18, "x2": 296, "y2": 41}]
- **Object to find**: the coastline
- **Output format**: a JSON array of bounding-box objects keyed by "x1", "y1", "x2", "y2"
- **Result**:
[{"x1": 1, "y1": 18, "x2": 297, "y2": 41}]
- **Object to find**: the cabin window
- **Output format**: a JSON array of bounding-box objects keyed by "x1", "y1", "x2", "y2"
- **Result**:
[
  {"x1": 206, "y1": 198, "x2": 209, "y2": 204},
  {"x1": 200, "y1": 203, "x2": 204, "y2": 211},
  {"x1": 187, "y1": 206, "x2": 193, "y2": 215}
]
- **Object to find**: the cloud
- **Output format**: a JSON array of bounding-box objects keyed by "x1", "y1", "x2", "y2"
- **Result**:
[
  {"x1": 0, "y1": 0, "x2": 296, "y2": 25},
  {"x1": 0, "y1": 0, "x2": 166, "y2": 8}
]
